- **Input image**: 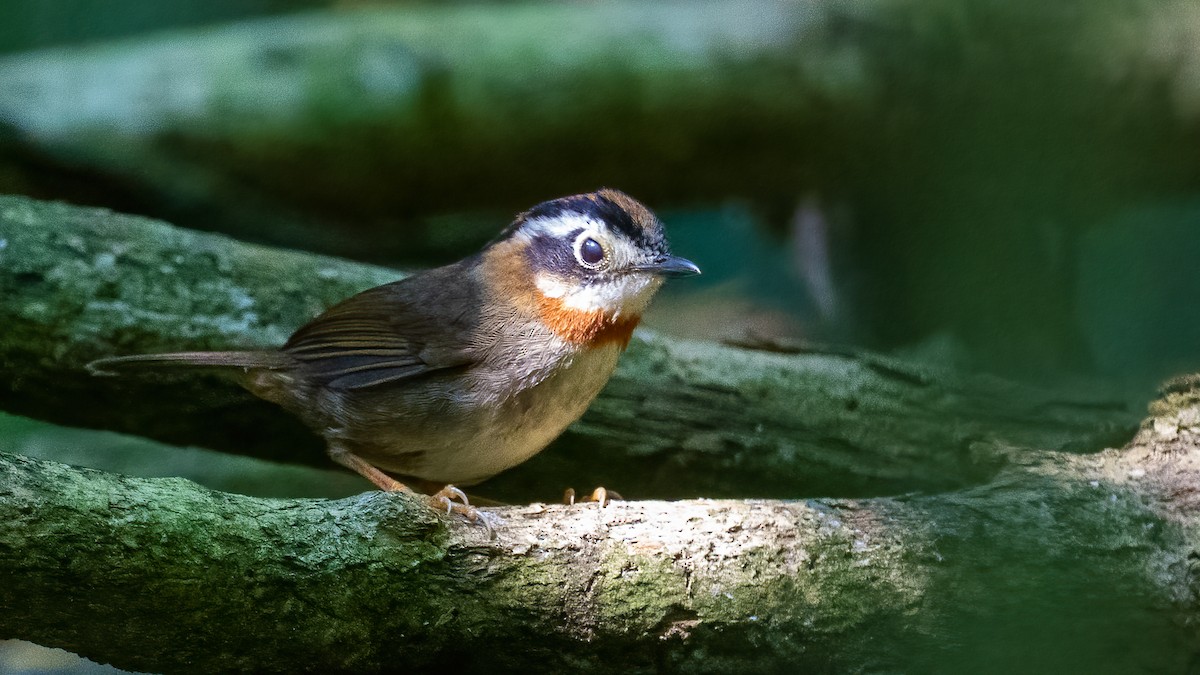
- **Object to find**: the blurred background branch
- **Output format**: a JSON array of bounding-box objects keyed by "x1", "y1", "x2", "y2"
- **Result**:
[
  {"x1": 0, "y1": 0, "x2": 854, "y2": 261},
  {"x1": 2, "y1": 0, "x2": 1199, "y2": 388}
]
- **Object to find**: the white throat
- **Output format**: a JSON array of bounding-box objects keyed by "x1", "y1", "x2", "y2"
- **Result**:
[{"x1": 535, "y1": 273, "x2": 662, "y2": 318}]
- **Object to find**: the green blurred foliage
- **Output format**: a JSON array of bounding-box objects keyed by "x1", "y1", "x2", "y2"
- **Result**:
[{"x1": 832, "y1": 0, "x2": 1200, "y2": 392}]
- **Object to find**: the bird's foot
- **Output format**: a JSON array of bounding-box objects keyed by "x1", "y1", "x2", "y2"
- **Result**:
[
  {"x1": 563, "y1": 486, "x2": 622, "y2": 507},
  {"x1": 425, "y1": 485, "x2": 494, "y2": 537},
  {"x1": 325, "y1": 445, "x2": 494, "y2": 536},
  {"x1": 425, "y1": 484, "x2": 470, "y2": 513}
]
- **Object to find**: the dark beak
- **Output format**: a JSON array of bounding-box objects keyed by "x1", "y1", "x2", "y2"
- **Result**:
[{"x1": 640, "y1": 255, "x2": 701, "y2": 278}]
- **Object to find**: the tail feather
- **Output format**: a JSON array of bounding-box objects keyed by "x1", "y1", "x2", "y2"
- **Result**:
[{"x1": 87, "y1": 351, "x2": 292, "y2": 376}]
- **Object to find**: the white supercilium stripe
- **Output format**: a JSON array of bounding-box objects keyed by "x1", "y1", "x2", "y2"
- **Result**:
[{"x1": 520, "y1": 213, "x2": 599, "y2": 239}]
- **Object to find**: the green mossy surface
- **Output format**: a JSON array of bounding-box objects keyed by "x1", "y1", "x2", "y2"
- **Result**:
[
  {"x1": 0, "y1": 451, "x2": 454, "y2": 672},
  {"x1": 3, "y1": 437, "x2": 1195, "y2": 673},
  {"x1": 0, "y1": 195, "x2": 398, "y2": 465}
]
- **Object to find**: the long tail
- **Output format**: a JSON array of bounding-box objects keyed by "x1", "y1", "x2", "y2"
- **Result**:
[{"x1": 87, "y1": 351, "x2": 293, "y2": 376}]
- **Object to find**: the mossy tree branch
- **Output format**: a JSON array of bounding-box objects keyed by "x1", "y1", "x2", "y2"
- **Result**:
[
  {"x1": 0, "y1": 198, "x2": 1193, "y2": 672},
  {"x1": 1, "y1": 384, "x2": 1198, "y2": 672},
  {"x1": 0, "y1": 195, "x2": 1135, "y2": 501}
]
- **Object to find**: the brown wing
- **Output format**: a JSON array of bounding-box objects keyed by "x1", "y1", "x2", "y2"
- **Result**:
[{"x1": 283, "y1": 261, "x2": 481, "y2": 390}]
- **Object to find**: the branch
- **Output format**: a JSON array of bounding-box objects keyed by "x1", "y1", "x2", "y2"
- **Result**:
[
  {"x1": 0, "y1": 0, "x2": 858, "y2": 259},
  {"x1": 0, "y1": 1, "x2": 1195, "y2": 264},
  {"x1": 2, "y1": 382, "x2": 1197, "y2": 672},
  {"x1": 0, "y1": 195, "x2": 1135, "y2": 501}
]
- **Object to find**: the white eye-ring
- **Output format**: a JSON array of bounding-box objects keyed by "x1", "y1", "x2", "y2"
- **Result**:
[{"x1": 573, "y1": 233, "x2": 609, "y2": 270}]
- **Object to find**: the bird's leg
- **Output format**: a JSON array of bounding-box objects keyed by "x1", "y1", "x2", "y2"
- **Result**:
[
  {"x1": 563, "y1": 486, "x2": 623, "y2": 507},
  {"x1": 328, "y1": 443, "x2": 410, "y2": 492},
  {"x1": 327, "y1": 444, "x2": 487, "y2": 531}
]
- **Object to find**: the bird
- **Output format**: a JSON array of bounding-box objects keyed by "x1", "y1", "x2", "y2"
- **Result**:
[{"x1": 88, "y1": 189, "x2": 700, "y2": 523}]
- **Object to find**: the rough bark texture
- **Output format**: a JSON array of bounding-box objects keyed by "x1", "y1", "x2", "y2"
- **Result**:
[
  {"x1": 1, "y1": 384, "x2": 1198, "y2": 673},
  {"x1": 0, "y1": 195, "x2": 1136, "y2": 502}
]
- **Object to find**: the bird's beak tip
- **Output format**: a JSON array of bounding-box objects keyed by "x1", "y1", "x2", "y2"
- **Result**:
[{"x1": 653, "y1": 255, "x2": 701, "y2": 278}]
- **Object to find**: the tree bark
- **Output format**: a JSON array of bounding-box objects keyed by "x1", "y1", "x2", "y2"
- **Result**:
[
  {"x1": 1, "y1": 382, "x2": 1197, "y2": 673},
  {"x1": 0, "y1": 195, "x2": 1135, "y2": 502}
]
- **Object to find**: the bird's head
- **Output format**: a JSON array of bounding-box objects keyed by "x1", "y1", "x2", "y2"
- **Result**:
[{"x1": 483, "y1": 189, "x2": 700, "y2": 347}]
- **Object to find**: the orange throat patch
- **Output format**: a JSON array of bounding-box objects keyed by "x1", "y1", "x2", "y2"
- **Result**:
[{"x1": 537, "y1": 296, "x2": 641, "y2": 349}]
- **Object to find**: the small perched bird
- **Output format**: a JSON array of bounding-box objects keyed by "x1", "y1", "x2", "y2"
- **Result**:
[{"x1": 89, "y1": 189, "x2": 699, "y2": 521}]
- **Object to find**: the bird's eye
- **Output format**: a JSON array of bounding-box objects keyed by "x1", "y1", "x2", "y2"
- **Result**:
[{"x1": 576, "y1": 237, "x2": 606, "y2": 267}]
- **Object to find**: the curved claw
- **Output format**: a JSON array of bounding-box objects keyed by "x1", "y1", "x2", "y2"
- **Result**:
[
  {"x1": 427, "y1": 484, "x2": 470, "y2": 513},
  {"x1": 444, "y1": 485, "x2": 470, "y2": 507},
  {"x1": 424, "y1": 486, "x2": 494, "y2": 539},
  {"x1": 563, "y1": 487, "x2": 623, "y2": 507}
]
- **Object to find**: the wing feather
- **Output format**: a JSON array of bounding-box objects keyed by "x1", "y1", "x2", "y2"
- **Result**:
[{"x1": 282, "y1": 262, "x2": 480, "y2": 390}]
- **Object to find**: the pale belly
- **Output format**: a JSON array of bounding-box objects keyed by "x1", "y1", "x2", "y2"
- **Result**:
[{"x1": 353, "y1": 343, "x2": 622, "y2": 485}]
